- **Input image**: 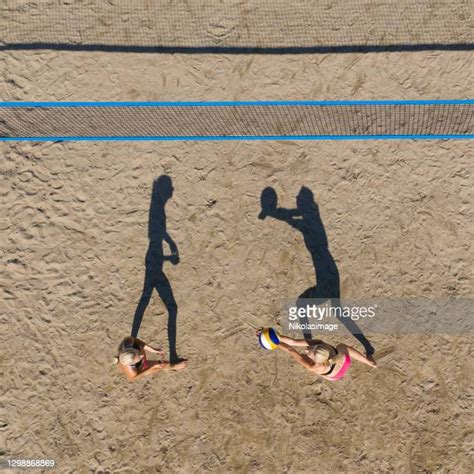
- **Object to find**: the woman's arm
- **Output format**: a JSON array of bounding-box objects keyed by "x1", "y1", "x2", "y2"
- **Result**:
[
  {"x1": 278, "y1": 334, "x2": 324, "y2": 348},
  {"x1": 268, "y1": 208, "x2": 303, "y2": 230},
  {"x1": 278, "y1": 342, "x2": 315, "y2": 370},
  {"x1": 164, "y1": 232, "x2": 178, "y2": 255},
  {"x1": 162, "y1": 233, "x2": 180, "y2": 264},
  {"x1": 144, "y1": 344, "x2": 164, "y2": 355},
  {"x1": 134, "y1": 338, "x2": 164, "y2": 355},
  {"x1": 145, "y1": 345, "x2": 164, "y2": 355},
  {"x1": 278, "y1": 335, "x2": 310, "y2": 347}
]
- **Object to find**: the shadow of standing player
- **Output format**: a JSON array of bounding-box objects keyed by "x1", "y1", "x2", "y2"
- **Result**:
[
  {"x1": 131, "y1": 175, "x2": 182, "y2": 363},
  {"x1": 258, "y1": 186, "x2": 374, "y2": 356}
]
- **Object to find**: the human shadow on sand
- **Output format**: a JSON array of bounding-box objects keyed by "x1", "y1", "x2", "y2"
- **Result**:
[
  {"x1": 259, "y1": 186, "x2": 374, "y2": 356},
  {"x1": 131, "y1": 175, "x2": 182, "y2": 363}
]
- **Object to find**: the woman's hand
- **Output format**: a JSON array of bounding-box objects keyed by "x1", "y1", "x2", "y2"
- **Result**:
[{"x1": 169, "y1": 253, "x2": 180, "y2": 265}]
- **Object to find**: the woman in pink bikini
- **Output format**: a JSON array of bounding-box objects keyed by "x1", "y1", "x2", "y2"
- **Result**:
[
  {"x1": 116, "y1": 336, "x2": 187, "y2": 381},
  {"x1": 263, "y1": 332, "x2": 376, "y2": 381}
]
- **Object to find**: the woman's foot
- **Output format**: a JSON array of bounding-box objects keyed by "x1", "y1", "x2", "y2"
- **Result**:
[
  {"x1": 171, "y1": 360, "x2": 188, "y2": 371},
  {"x1": 366, "y1": 355, "x2": 377, "y2": 368}
]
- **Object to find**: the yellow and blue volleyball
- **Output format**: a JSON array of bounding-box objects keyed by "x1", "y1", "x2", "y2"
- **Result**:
[{"x1": 258, "y1": 327, "x2": 280, "y2": 350}]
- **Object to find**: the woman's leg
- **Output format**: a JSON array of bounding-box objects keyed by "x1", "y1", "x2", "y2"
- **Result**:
[
  {"x1": 338, "y1": 344, "x2": 377, "y2": 367},
  {"x1": 160, "y1": 360, "x2": 188, "y2": 371},
  {"x1": 138, "y1": 360, "x2": 187, "y2": 378},
  {"x1": 155, "y1": 271, "x2": 179, "y2": 363},
  {"x1": 131, "y1": 266, "x2": 154, "y2": 338},
  {"x1": 137, "y1": 360, "x2": 167, "y2": 378}
]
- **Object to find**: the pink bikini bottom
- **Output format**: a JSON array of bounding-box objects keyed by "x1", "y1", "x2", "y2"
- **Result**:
[{"x1": 327, "y1": 353, "x2": 351, "y2": 381}]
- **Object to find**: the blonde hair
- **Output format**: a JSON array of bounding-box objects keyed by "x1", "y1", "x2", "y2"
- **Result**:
[
  {"x1": 116, "y1": 338, "x2": 140, "y2": 366},
  {"x1": 119, "y1": 349, "x2": 138, "y2": 366},
  {"x1": 309, "y1": 345, "x2": 335, "y2": 365}
]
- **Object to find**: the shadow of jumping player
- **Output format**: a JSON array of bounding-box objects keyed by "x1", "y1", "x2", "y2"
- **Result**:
[
  {"x1": 131, "y1": 175, "x2": 182, "y2": 363},
  {"x1": 258, "y1": 186, "x2": 374, "y2": 356}
]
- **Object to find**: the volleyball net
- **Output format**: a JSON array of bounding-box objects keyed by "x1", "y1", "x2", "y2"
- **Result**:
[
  {"x1": 1, "y1": 1, "x2": 473, "y2": 52},
  {"x1": 1, "y1": 101, "x2": 473, "y2": 141}
]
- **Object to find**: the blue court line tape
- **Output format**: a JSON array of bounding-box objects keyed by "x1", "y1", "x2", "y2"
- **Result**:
[
  {"x1": 1, "y1": 134, "x2": 473, "y2": 141},
  {"x1": 0, "y1": 99, "x2": 473, "y2": 107}
]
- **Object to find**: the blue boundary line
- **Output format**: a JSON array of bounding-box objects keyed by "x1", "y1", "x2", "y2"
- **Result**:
[
  {"x1": 0, "y1": 99, "x2": 473, "y2": 107},
  {"x1": 2, "y1": 134, "x2": 473, "y2": 141}
]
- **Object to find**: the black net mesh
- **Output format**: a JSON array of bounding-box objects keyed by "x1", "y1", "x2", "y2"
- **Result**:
[
  {"x1": 1, "y1": 103, "x2": 473, "y2": 139},
  {"x1": 1, "y1": 1, "x2": 473, "y2": 51}
]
